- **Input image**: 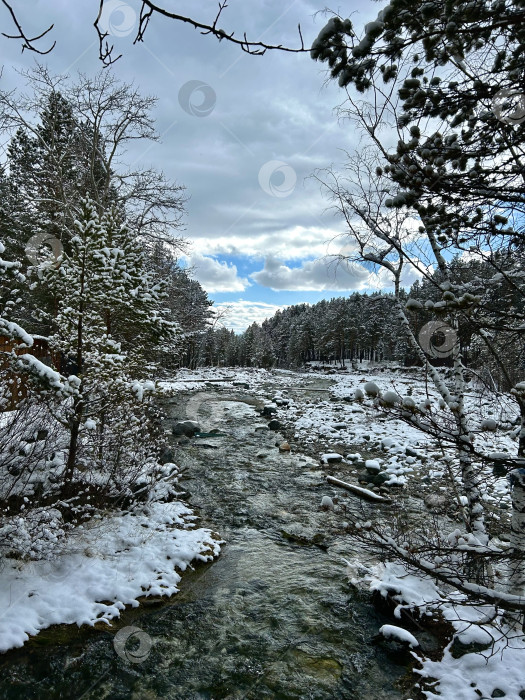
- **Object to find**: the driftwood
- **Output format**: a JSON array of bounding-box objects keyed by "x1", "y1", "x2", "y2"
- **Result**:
[
  {"x1": 327, "y1": 475, "x2": 392, "y2": 504},
  {"x1": 179, "y1": 377, "x2": 237, "y2": 383}
]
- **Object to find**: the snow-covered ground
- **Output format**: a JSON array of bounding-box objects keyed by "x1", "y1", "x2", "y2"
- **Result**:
[
  {"x1": 348, "y1": 559, "x2": 525, "y2": 700},
  {"x1": 270, "y1": 365, "x2": 518, "y2": 506},
  {"x1": 0, "y1": 467, "x2": 221, "y2": 653}
]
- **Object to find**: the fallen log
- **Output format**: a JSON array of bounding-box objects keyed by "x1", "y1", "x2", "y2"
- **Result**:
[
  {"x1": 326, "y1": 475, "x2": 392, "y2": 504},
  {"x1": 178, "y1": 377, "x2": 237, "y2": 382}
]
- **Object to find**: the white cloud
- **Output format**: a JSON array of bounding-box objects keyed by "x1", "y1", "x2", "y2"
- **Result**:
[
  {"x1": 187, "y1": 253, "x2": 249, "y2": 293},
  {"x1": 213, "y1": 301, "x2": 286, "y2": 333},
  {"x1": 189, "y1": 225, "x2": 346, "y2": 261},
  {"x1": 251, "y1": 255, "x2": 370, "y2": 291}
]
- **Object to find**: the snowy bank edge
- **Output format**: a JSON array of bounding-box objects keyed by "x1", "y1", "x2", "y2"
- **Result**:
[{"x1": 0, "y1": 501, "x2": 222, "y2": 653}]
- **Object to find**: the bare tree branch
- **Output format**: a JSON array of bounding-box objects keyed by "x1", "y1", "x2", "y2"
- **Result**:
[
  {"x1": 1, "y1": 0, "x2": 55, "y2": 55},
  {"x1": 94, "y1": 0, "x2": 307, "y2": 66}
]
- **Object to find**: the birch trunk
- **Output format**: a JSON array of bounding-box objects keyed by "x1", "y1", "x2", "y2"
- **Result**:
[{"x1": 508, "y1": 469, "x2": 525, "y2": 598}]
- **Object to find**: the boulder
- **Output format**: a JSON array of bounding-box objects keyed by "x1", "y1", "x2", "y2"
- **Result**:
[
  {"x1": 268, "y1": 419, "x2": 281, "y2": 431},
  {"x1": 424, "y1": 493, "x2": 447, "y2": 510},
  {"x1": 373, "y1": 472, "x2": 390, "y2": 486},
  {"x1": 481, "y1": 418, "x2": 498, "y2": 432},
  {"x1": 381, "y1": 391, "x2": 401, "y2": 406}
]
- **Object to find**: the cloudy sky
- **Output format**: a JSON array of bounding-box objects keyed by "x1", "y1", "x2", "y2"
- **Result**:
[{"x1": 0, "y1": 0, "x2": 397, "y2": 331}]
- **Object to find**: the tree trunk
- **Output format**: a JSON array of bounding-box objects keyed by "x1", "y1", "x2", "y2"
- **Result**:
[
  {"x1": 508, "y1": 469, "x2": 525, "y2": 598},
  {"x1": 65, "y1": 394, "x2": 83, "y2": 482}
]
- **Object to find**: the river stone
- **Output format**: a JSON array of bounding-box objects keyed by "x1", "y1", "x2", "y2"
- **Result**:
[
  {"x1": 159, "y1": 447, "x2": 175, "y2": 464},
  {"x1": 450, "y1": 636, "x2": 492, "y2": 658},
  {"x1": 365, "y1": 460, "x2": 381, "y2": 474},
  {"x1": 322, "y1": 453, "x2": 343, "y2": 464},
  {"x1": 279, "y1": 442, "x2": 291, "y2": 452},
  {"x1": 424, "y1": 493, "x2": 447, "y2": 510},
  {"x1": 262, "y1": 405, "x2": 277, "y2": 416},
  {"x1": 281, "y1": 525, "x2": 325, "y2": 546},
  {"x1": 172, "y1": 420, "x2": 200, "y2": 437},
  {"x1": 274, "y1": 398, "x2": 290, "y2": 406},
  {"x1": 268, "y1": 419, "x2": 281, "y2": 431}
]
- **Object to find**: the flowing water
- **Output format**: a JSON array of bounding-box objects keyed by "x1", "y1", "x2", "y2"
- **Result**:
[{"x1": 0, "y1": 379, "x2": 412, "y2": 699}]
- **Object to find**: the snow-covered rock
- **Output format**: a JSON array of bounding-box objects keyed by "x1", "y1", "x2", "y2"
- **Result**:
[
  {"x1": 321, "y1": 495, "x2": 335, "y2": 510},
  {"x1": 364, "y1": 381, "x2": 380, "y2": 397},
  {"x1": 321, "y1": 453, "x2": 343, "y2": 464},
  {"x1": 379, "y1": 624, "x2": 419, "y2": 647},
  {"x1": 365, "y1": 459, "x2": 381, "y2": 474}
]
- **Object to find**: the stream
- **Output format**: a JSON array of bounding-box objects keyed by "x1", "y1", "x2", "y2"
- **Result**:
[{"x1": 0, "y1": 377, "x2": 411, "y2": 699}]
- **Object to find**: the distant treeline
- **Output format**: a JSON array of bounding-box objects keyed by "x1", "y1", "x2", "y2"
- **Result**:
[{"x1": 192, "y1": 257, "x2": 525, "y2": 387}]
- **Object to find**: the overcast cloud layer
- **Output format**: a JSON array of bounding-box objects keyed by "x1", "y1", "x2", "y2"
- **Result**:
[{"x1": 0, "y1": 0, "x2": 382, "y2": 330}]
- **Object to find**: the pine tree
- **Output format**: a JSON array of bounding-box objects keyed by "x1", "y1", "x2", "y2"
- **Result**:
[{"x1": 40, "y1": 197, "x2": 176, "y2": 485}]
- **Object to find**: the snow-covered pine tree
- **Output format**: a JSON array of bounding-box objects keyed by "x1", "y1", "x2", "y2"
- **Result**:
[{"x1": 39, "y1": 197, "x2": 177, "y2": 496}]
